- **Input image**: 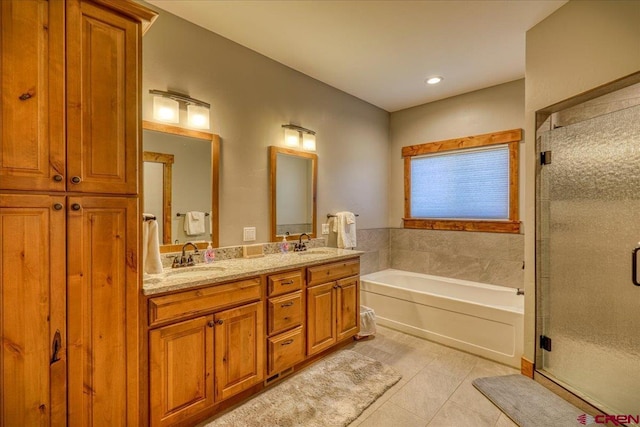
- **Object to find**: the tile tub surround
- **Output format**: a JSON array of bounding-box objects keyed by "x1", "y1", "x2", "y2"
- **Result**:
[
  {"x1": 144, "y1": 246, "x2": 362, "y2": 295},
  {"x1": 354, "y1": 228, "x2": 390, "y2": 275},
  {"x1": 389, "y1": 228, "x2": 524, "y2": 289}
]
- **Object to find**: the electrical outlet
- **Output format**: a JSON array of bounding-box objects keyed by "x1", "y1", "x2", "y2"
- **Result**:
[
  {"x1": 322, "y1": 223, "x2": 330, "y2": 235},
  {"x1": 243, "y1": 227, "x2": 256, "y2": 242}
]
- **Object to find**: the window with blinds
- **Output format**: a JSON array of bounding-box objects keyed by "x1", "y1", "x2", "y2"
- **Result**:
[
  {"x1": 402, "y1": 129, "x2": 521, "y2": 233},
  {"x1": 410, "y1": 146, "x2": 509, "y2": 220}
]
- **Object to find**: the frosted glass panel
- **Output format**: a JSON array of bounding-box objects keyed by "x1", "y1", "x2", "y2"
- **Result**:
[
  {"x1": 411, "y1": 146, "x2": 509, "y2": 219},
  {"x1": 539, "y1": 105, "x2": 640, "y2": 415}
]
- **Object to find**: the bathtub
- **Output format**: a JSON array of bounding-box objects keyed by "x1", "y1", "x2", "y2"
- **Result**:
[{"x1": 360, "y1": 269, "x2": 524, "y2": 367}]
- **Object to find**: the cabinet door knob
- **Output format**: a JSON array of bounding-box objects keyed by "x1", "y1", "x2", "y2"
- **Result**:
[
  {"x1": 70, "y1": 176, "x2": 81, "y2": 184},
  {"x1": 207, "y1": 320, "x2": 215, "y2": 328},
  {"x1": 53, "y1": 174, "x2": 63, "y2": 182},
  {"x1": 19, "y1": 92, "x2": 33, "y2": 101},
  {"x1": 216, "y1": 319, "x2": 224, "y2": 325},
  {"x1": 71, "y1": 203, "x2": 81, "y2": 211},
  {"x1": 53, "y1": 203, "x2": 63, "y2": 211}
]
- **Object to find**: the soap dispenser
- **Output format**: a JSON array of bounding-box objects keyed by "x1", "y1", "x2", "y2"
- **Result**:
[
  {"x1": 280, "y1": 232, "x2": 290, "y2": 253},
  {"x1": 203, "y1": 242, "x2": 215, "y2": 263}
]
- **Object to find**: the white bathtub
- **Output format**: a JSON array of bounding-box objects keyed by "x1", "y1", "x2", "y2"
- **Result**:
[{"x1": 360, "y1": 269, "x2": 524, "y2": 367}]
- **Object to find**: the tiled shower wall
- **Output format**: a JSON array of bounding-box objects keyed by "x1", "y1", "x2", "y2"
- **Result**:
[{"x1": 354, "y1": 228, "x2": 524, "y2": 289}]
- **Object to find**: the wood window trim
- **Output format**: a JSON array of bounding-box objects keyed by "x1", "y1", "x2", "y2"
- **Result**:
[{"x1": 402, "y1": 128, "x2": 522, "y2": 234}]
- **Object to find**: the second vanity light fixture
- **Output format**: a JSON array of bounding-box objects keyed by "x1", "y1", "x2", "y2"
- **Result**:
[
  {"x1": 281, "y1": 123, "x2": 316, "y2": 151},
  {"x1": 150, "y1": 89, "x2": 210, "y2": 130}
]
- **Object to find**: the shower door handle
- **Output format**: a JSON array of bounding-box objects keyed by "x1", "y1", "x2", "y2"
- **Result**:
[{"x1": 633, "y1": 246, "x2": 640, "y2": 286}]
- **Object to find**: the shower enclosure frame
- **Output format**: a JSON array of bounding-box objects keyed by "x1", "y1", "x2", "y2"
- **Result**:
[{"x1": 534, "y1": 71, "x2": 640, "y2": 416}]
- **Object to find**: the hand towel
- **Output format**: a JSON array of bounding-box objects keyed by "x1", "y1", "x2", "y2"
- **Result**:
[
  {"x1": 184, "y1": 211, "x2": 206, "y2": 235},
  {"x1": 334, "y1": 211, "x2": 357, "y2": 249},
  {"x1": 142, "y1": 219, "x2": 163, "y2": 274}
]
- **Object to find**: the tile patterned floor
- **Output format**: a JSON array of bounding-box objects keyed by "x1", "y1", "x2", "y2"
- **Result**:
[{"x1": 344, "y1": 326, "x2": 519, "y2": 427}]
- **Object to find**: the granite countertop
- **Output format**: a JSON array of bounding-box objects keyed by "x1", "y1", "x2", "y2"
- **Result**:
[{"x1": 143, "y1": 247, "x2": 363, "y2": 296}]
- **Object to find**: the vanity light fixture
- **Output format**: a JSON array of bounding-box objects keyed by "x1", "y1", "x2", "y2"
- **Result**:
[
  {"x1": 281, "y1": 123, "x2": 316, "y2": 152},
  {"x1": 150, "y1": 89, "x2": 211, "y2": 129},
  {"x1": 425, "y1": 76, "x2": 443, "y2": 85},
  {"x1": 152, "y1": 96, "x2": 179, "y2": 123}
]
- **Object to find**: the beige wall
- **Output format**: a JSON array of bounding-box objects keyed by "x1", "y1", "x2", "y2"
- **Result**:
[
  {"x1": 142, "y1": 5, "x2": 389, "y2": 246},
  {"x1": 523, "y1": 0, "x2": 640, "y2": 361},
  {"x1": 388, "y1": 79, "x2": 526, "y2": 227}
]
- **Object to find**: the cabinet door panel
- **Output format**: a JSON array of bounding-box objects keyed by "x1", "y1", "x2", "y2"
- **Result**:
[
  {"x1": 337, "y1": 276, "x2": 359, "y2": 341},
  {"x1": 214, "y1": 302, "x2": 264, "y2": 401},
  {"x1": 150, "y1": 316, "x2": 214, "y2": 427},
  {"x1": 67, "y1": 196, "x2": 139, "y2": 426},
  {"x1": 0, "y1": 194, "x2": 66, "y2": 426},
  {"x1": 306, "y1": 282, "x2": 336, "y2": 356},
  {"x1": 0, "y1": 0, "x2": 65, "y2": 191},
  {"x1": 67, "y1": 0, "x2": 139, "y2": 194}
]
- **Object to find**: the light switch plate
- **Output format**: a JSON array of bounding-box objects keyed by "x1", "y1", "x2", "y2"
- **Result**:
[
  {"x1": 243, "y1": 227, "x2": 256, "y2": 241},
  {"x1": 322, "y1": 223, "x2": 330, "y2": 235}
]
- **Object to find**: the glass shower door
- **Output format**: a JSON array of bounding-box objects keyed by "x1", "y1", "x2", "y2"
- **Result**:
[{"x1": 538, "y1": 104, "x2": 640, "y2": 415}]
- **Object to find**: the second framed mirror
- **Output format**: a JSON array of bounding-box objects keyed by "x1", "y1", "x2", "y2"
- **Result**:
[{"x1": 269, "y1": 146, "x2": 317, "y2": 242}]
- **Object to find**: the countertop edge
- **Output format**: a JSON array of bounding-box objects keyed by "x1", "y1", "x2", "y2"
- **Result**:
[{"x1": 142, "y1": 250, "x2": 363, "y2": 296}]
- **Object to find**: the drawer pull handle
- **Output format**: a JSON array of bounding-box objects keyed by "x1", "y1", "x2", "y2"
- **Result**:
[
  {"x1": 19, "y1": 92, "x2": 34, "y2": 101},
  {"x1": 281, "y1": 302, "x2": 294, "y2": 307},
  {"x1": 281, "y1": 339, "x2": 294, "y2": 346},
  {"x1": 281, "y1": 280, "x2": 294, "y2": 285}
]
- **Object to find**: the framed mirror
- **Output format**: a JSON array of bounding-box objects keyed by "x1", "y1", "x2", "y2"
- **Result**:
[
  {"x1": 269, "y1": 146, "x2": 317, "y2": 242},
  {"x1": 142, "y1": 120, "x2": 220, "y2": 251}
]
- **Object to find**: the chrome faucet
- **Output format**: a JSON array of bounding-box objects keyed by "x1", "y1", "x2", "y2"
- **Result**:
[
  {"x1": 294, "y1": 233, "x2": 311, "y2": 252},
  {"x1": 172, "y1": 242, "x2": 200, "y2": 268}
]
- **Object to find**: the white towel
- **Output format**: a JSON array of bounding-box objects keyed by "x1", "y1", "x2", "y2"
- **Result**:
[
  {"x1": 184, "y1": 211, "x2": 206, "y2": 235},
  {"x1": 142, "y1": 219, "x2": 163, "y2": 274},
  {"x1": 333, "y1": 211, "x2": 357, "y2": 249}
]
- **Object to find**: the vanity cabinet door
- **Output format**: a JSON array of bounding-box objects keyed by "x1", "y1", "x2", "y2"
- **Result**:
[
  {"x1": 0, "y1": 194, "x2": 66, "y2": 426},
  {"x1": 66, "y1": 0, "x2": 139, "y2": 195},
  {"x1": 336, "y1": 276, "x2": 360, "y2": 341},
  {"x1": 0, "y1": 0, "x2": 65, "y2": 192},
  {"x1": 149, "y1": 315, "x2": 214, "y2": 427},
  {"x1": 306, "y1": 282, "x2": 337, "y2": 356},
  {"x1": 214, "y1": 301, "x2": 264, "y2": 402},
  {"x1": 67, "y1": 196, "x2": 140, "y2": 426}
]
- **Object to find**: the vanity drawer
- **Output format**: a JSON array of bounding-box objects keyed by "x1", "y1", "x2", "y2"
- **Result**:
[
  {"x1": 149, "y1": 278, "x2": 262, "y2": 326},
  {"x1": 307, "y1": 259, "x2": 360, "y2": 287},
  {"x1": 267, "y1": 326, "x2": 305, "y2": 375},
  {"x1": 268, "y1": 291, "x2": 303, "y2": 336},
  {"x1": 268, "y1": 269, "x2": 303, "y2": 297}
]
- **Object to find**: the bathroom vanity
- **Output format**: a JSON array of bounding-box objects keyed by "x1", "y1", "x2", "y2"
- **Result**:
[{"x1": 143, "y1": 248, "x2": 362, "y2": 426}]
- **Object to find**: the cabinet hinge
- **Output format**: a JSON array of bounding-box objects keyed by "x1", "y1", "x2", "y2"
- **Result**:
[
  {"x1": 540, "y1": 151, "x2": 552, "y2": 165},
  {"x1": 539, "y1": 335, "x2": 552, "y2": 352}
]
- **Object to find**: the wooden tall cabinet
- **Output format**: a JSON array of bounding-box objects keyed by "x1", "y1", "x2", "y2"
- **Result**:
[
  {"x1": 0, "y1": 0, "x2": 66, "y2": 192},
  {"x1": 0, "y1": 194, "x2": 66, "y2": 426},
  {"x1": 0, "y1": 0, "x2": 156, "y2": 425}
]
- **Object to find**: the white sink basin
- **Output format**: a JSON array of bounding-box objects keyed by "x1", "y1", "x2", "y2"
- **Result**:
[
  {"x1": 296, "y1": 250, "x2": 331, "y2": 256},
  {"x1": 166, "y1": 265, "x2": 225, "y2": 277}
]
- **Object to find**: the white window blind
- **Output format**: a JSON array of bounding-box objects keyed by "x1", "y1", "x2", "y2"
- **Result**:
[{"x1": 410, "y1": 145, "x2": 510, "y2": 220}]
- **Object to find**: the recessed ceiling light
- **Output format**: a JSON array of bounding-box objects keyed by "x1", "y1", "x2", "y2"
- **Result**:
[{"x1": 425, "y1": 76, "x2": 443, "y2": 85}]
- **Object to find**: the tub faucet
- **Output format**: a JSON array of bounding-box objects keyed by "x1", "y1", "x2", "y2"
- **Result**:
[
  {"x1": 172, "y1": 242, "x2": 199, "y2": 268},
  {"x1": 294, "y1": 233, "x2": 311, "y2": 252}
]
